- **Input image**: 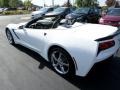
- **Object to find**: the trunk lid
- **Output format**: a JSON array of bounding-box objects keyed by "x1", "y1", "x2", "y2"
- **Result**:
[{"x1": 74, "y1": 23, "x2": 118, "y2": 41}]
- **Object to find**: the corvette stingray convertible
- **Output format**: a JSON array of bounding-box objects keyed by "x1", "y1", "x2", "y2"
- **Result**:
[{"x1": 5, "y1": 15, "x2": 120, "y2": 77}]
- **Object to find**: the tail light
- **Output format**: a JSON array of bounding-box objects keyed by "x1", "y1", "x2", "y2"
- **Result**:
[{"x1": 98, "y1": 40, "x2": 115, "y2": 54}]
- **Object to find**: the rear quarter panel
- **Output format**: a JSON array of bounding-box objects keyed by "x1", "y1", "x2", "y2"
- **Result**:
[{"x1": 41, "y1": 30, "x2": 98, "y2": 76}]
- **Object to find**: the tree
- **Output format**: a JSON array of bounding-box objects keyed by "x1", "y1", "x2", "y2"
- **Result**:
[
  {"x1": 0, "y1": 0, "x2": 9, "y2": 7},
  {"x1": 9, "y1": 0, "x2": 18, "y2": 8},
  {"x1": 105, "y1": 0, "x2": 120, "y2": 7},
  {"x1": 75, "y1": 0, "x2": 98, "y2": 7},
  {"x1": 0, "y1": 0, "x2": 23, "y2": 8},
  {"x1": 0, "y1": 0, "x2": 4, "y2": 7},
  {"x1": 24, "y1": 0, "x2": 32, "y2": 10},
  {"x1": 75, "y1": 0, "x2": 83, "y2": 7},
  {"x1": 84, "y1": 0, "x2": 98, "y2": 6},
  {"x1": 62, "y1": 0, "x2": 72, "y2": 7},
  {"x1": 17, "y1": 0, "x2": 24, "y2": 7}
]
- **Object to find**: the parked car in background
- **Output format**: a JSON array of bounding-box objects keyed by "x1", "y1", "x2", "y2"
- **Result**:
[
  {"x1": 3, "y1": 8, "x2": 8, "y2": 11},
  {"x1": 0, "y1": 8, "x2": 17, "y2": 13},
  {"x1": 31, "y1": 7, "x2": 54, "y2": 19},
  {"x1": 66, "y1": 7, "x2": 101, "y2": 23},
  {"x1": 99, "y1": 8, "x2": 120, "y2": 27},
  {"x1": 0, "y1": 8, "x2": 4, "y2": 13},
  {"x1": 45, "y1": 7, "x2": 75, "y2": 19},
  {"x1": 6, "y1": 8, "x2": 17, "y2": 11}
]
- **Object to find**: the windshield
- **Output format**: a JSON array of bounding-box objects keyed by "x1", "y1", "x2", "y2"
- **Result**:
[
  {"x1": 107, "y1": 9, "x2": 120, "y2": 16},
  {"x1": 39, "y1": 7, "x2": 49, "y2": 12},
  {"x1": 53, "y1": 7, "x2": 66, "y2": 13},
  {"x1": 73, "y1": 8, "x2": 90, "y2": 14}
]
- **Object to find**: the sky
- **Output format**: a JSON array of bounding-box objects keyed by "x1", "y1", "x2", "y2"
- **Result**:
[{"x1": 22, "y1": 0, "x2": 106, "y2": 6}]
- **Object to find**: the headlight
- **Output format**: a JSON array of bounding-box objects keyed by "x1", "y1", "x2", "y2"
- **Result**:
[
  {"x1": 66, "y1": 15, "x2": 72, "y2": 19},
  {"x1": 77, "y1": 17, "x2": 82, "y2": 20},
  {"x1": 99, "y1": 18, "x2": 104, "y2": 23}
]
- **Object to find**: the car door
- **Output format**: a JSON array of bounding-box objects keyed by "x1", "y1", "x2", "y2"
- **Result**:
[
  {"x1": 14, "y1": 24, "x2": 48, "y2": 54},
  {"x1": 88, "y1": 8, "x2": 96, "y2": 23},
  {"x1": 22, "y1": 27, "x2": 48, "y2": 53},
  {"x1": 13, "y1": 27, "x2": 29, "y2": 46}
]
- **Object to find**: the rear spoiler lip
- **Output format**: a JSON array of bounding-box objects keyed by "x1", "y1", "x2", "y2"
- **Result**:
[
  {"x1": 95, "y1": 33, "x2": 120, "y2": 41},
  {"x1": 95, "y1": 27, "x2": 120, "y2": 41}
]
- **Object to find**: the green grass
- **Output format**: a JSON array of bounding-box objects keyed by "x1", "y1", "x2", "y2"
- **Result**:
[{"x1": 2, "y1": 10, "x2": 31, "y2": 15}]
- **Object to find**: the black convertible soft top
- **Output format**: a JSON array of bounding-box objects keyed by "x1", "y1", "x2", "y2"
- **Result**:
[{"x1": 26, "y1": 15, "x2": 61, "y2": 29}]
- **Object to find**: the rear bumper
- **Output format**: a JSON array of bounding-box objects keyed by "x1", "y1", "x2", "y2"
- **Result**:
[
  {"x1": 96, "y1": 48, "x2": 119, "y2": 63},
  {"x1": 75, "y1": 36, "x2": 120, "y2": 77},
  {"x1": 96, "y1": 34, "x2": 120, "y2": 62},
  {"x1": 77, "y1": 49, "x2": 119, "y2": 77}
]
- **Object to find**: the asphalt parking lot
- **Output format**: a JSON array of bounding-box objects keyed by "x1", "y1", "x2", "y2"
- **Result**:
[{"x1": 0, "y1": 15, "x2": 120, "y2": 90}]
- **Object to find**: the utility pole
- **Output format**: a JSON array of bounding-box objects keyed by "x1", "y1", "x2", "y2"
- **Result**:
[
  {"x1": 44, "y1": 0, "x2": 45, "y2": 7},
  {"x1": 52, "y1": 0, "x2": 54, "y2": 6},
  {"x1": 67, "y1": 0, "x2": 70, "y2": 7},
  {"x1": 73, "y1": 0, "x2": 74, "y2": 6}
]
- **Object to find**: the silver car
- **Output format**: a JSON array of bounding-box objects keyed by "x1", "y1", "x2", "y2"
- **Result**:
[{"x1": 31, "y1": 7, "x2": 54, "y2": 19}]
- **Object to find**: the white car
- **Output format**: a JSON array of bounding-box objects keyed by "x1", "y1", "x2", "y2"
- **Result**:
[{"x1": 6, "y1": 16, "x2": 120, "y2": 77}]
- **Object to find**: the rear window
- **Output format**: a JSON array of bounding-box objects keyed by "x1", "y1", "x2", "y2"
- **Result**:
[
  {"x1": 73, "y1": 8, "x2": 90, "y2": 14},
  {"x1": 53, "y1": 7, "x2": 66, "y2": 13},
  {"x1": 107, "y1": 9, "x2": 120, "y2": 16}
]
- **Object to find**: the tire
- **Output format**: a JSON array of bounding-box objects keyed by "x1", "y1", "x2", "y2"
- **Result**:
[
  {"x1": 49, "y1": 47, "x2": 75, "y2": 77},
  {"x1": 6, "y1": 29, "x2": 15, "y2": 45}
]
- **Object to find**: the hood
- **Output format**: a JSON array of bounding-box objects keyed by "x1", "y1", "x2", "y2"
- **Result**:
[
  {"x1": 103, "y1": 15, "x2": 120, "y2": 21},
  {"x1": 32, "y1": 11, "x2": 44, "y2": 15},
  {"x1": 19, "y1": 22, "x2": 27, "y2": 26},
  {"x1": 73, "y1": 23, "x2": 118, "y2": 40}
]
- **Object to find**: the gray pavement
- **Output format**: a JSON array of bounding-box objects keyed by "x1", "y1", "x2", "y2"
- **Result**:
[{"x1": 0, "y1": 15, "x2": 120, "y2": 90}]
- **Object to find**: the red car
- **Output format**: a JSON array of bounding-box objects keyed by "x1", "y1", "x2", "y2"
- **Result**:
[{"x1": 99, "y1": 8, "x2": 120, "y2": 27}]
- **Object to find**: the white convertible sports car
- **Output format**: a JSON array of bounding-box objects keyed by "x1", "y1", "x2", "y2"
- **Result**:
[{"x1": 6, "y1": 15, "x2": 120, "y2": 77}]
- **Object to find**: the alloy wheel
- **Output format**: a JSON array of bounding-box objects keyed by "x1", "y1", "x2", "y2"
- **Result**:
[{"x1": 51, "y1": 50, "x2": 69, "y2": 75}]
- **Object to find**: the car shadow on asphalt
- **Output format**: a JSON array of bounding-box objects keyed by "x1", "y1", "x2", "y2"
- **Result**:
[
  {"x1": 13, "y1": 44, "x2": 50, "y2": 69},
  {"x1": 14, "y1": 45, "x2": 120, "y2": 90}
]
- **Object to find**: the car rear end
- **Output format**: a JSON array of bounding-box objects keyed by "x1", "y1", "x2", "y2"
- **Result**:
[
  {"x1": 95, "y1": 28, "x2": 120, "y2": 62},
  {"x1": 82, "y1": 27, "x2": 120, "y2": 76},
  {"x1": 71, "y1": 24, "x2": 120, "y2": 76},
  {"x1": 99, "y1": 17, "x2": 120, "y2": 27}
]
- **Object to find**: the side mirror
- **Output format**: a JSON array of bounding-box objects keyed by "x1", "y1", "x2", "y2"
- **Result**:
[
  {"x1": 19, "y1": 25, "x2": 24, "y2": 29},
  {"x1": 60, "y1": 19, "x2": 67, "y2": 24}
]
